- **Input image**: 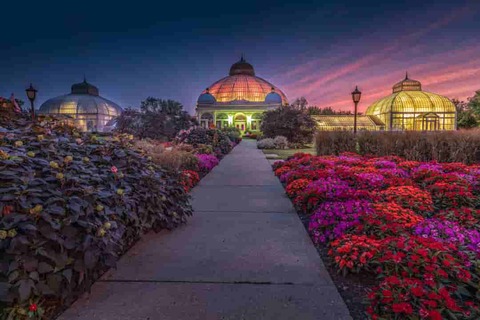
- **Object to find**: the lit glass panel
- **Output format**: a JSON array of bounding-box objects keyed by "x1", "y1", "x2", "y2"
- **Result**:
[{"x1": 204, "y1": 75, "x2": 288, "y2": 104}]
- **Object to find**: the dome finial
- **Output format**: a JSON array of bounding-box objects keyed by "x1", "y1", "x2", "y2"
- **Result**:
[
  {"x1": 240, "y1": 53, "x2": 245, "y2": 62},
  {"x1": 405, "y1": 71, "x2": 409, "y2": 80},
  {"x1": 206, "y1": 87, "x2": 210, "y2": 93},
  {"x1": 83, "y1": 74, "x2": 87, "y2": 83}
]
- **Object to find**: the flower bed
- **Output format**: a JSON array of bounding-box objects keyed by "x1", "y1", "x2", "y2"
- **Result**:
[
  {"x1": 0, "y1": 115, "x2": 235, "y2": 318},
  {"x1": 274, "y1": 152, "x2": 480, "y2": 319}
]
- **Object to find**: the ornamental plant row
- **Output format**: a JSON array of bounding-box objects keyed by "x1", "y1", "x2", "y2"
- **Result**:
[
  {"x1": 274, "y1": 152, "x2": 480, "y2": 319},
  {"x1": 0, "y1": 115, "x2": 232, "y2": 319}
]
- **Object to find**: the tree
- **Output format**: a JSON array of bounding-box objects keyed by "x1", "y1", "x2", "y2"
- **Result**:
[
  {"x1": 457, "y1": 110, "x2": 478, "y2": 129},
  {"x1": 468, "y1": 90, "x2": 480, "y2": 116},
  {"x1": 291, "y1": 97, "x2": 309, "y2": 111},
  {"x1": 115, "y1": 108, "x2": 145, "y2": 136},
  {"x1": 115, "y1": 98, "x2": 196, "y2": 140},
  {"x1": 453, "y1": 98, "x2": 478, "y2": 129},
  {"x1": 260, "y1": 106, "x2": 317, "y2": 144}
]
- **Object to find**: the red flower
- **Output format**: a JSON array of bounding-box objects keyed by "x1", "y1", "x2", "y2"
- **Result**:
[
  {"x1": 428, "y1": 310, "x2": 442, "y2": 320},
  {"x1": 111, "y1": 166, "x2": 118, "y2": 173},
  {"x1": 392, "y1": 302, "x2": 413, "y2": 315},
  {"x1": 411, "y1": 286, "x2": 424, "y2": 297},
  {"x1": 29, "y1": 303, "x2": 37, "y2": 312},
  {"x1": 1, "y1": 205, "x2": 13, "y2": 216}
]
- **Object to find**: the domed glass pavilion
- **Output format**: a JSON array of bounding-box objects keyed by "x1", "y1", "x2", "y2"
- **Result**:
[
  {"x1": 366, "y1": 74, "x2": 457, "y2": 131},
  {"x1": 196, "y1": 56, "x2": 288, "y2": 133},
  {"x1": 39, "y1": 79, "x2": 123, "y2": 132}
]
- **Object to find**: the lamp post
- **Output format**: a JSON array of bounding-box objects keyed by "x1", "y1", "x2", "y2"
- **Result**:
[
  {"x1": 351, "y1": 86, "x2": 362, "y2": 134},
  {"x1": 25, "y1": 83, "x2": 38, "y2": 121}
]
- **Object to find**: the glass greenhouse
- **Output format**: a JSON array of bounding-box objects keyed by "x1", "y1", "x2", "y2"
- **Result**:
[
  {"x1": 39, "y1": 80, "x2": 123, "y2": 132},
  {"x1": 366, "y1": 75, "x2": 457, "y2": 131},
  {"x1": 314, "y1": 115, "x2": 385, "y2": 131}
]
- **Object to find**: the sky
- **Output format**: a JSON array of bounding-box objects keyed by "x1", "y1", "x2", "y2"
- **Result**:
[{"x1": 1, "y1": 0, "x2": 479, "y2": 114}]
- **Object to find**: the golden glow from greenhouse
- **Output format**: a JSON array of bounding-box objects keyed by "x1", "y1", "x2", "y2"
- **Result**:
[{"x1": 366, "y1": 76, "x2": 457, "y2": 131}]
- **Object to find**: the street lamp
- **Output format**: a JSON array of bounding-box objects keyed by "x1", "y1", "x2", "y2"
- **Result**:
[
  {"x1": 351, "y1": 86, "x2": 362, "y2": 134},
  {"x1": 26, "y1": 83, "x2": 38, "y2": 121}
]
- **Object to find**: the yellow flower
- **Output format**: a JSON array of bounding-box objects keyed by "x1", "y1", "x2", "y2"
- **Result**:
[
  {"x1": 7, "y1": 229, "x2": 17, "y2": 238},
  {"x1": 83, "y1": 157, "x2": 90, "y2": 163},
  {"x1": 56, "y1": 172, "x2": 64, "y2": 180},
  {"x1": 64, "y1": 155, "x2": 73, "y2": 163},
  {"x1": 30, "y1": 204, "x2": 43, "y2": 214},
  {"x1": 96, "y1": 204, "x2": 104, "y2": 212},
  {"x1": 14, "y1": 141, "x2": 23, "y2": 147},
  {"x1": 116, "y1": 189, "x2": 124, "y2": 196},
  {"x1": 50, "y1": 161, "x2": 59, "y2": 169},
  {"x1": 97, "y1": 228, "x2": 106, "y2": 237},
  {"x1": 37, "y1": 135, "x2": 44, "y2": 141},
  {"x1": 27, "y1": 151, "x2": 35, "y2": 158},
  {"x1": 104, "y1": 222, "x2": 112, "y2": 229},
  {"x1": 0, "y1": 150, "x2": 9, "y2": 160},
  {"x1": 0, "y1": 230, "x2": 7, "y2": 239}
]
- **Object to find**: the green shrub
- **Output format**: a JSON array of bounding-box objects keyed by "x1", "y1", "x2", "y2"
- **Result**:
[
  {"x1": 175, "y1": 128, "x2": 232, "y2": 156},
  {"x1": 0, "y1": 114, "x2": 192, "y2": 318},
  {"x1": 315, "y1": 130, "x2": 480, "y2": 164},
  {"x1": 261, "y1": 106, "x2": 316, "y2": 144},
  {"x1": 221, "y1": 127, "x2": 241, "y2": 144}
]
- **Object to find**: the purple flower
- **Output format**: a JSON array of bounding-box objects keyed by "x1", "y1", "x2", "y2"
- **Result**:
[
  {"x1": 304, "y1": 178, "x2": 353, "y2": 201},
  {"x1": 355, "y1": 173, "x2": 385, "y2": 189},
  {"x1": 374, "y1": 160, "x2": 397, "y2": 169},
  {"x1": 309, "y1": 200, "x2": 373, "y2": 244},
  {"x1": 196, "y1": 154, "x2": 219, "y2": 172},
  {"x1": 413, "y1": 219, "x2": 480, "y2": 256}
]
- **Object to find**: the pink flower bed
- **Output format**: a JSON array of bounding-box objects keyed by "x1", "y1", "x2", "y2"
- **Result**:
[{"x1": 274, "y1": 153, "x2": 480, "y2": 319}]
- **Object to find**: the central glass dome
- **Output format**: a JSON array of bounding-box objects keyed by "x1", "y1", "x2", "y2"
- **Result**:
[{"x1": 201, "y1": 57, "x2": 288, "y2": 104}]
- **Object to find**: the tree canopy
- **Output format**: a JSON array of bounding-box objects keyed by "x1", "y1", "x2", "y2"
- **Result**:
[
  {"x1": 115, "y1": 98, "x2": 196, "y2": 140},
  {"x1": 260, "y1": 105, "x2": 316, "y2": 144}
]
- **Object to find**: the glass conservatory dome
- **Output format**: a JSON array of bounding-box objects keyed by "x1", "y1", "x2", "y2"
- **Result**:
[
  {"x1": 39, "y1": 79, "x2": 123, "y2": 132},
  {"x1": 366, "y1": 74, "x2": 456, "y2": 131},
  {"x1": 199, "y1": 57, "x2": 288, "y2": 104}
]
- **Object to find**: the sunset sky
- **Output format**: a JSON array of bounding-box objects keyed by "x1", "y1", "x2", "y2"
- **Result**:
[{"x1": 1, "y1": 0, "x2": 479, "y2": 113}]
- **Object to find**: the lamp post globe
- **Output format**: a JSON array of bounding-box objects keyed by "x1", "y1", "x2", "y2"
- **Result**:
[
  {"x1": 351, "y1": 86, "x2": 362, "y2": 134},
  {"x1": 25, "y1": 83, "x2": 37, "y2": 121}
]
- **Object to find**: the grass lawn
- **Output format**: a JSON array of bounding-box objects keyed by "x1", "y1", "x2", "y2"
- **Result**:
[{"x1": 261, "y1": 145, "x2": 316, "y2": 160}]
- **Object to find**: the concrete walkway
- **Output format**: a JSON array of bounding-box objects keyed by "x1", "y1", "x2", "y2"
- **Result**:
[{"x1": 59, "y1": 140, "x2": 351, "y2": 320}]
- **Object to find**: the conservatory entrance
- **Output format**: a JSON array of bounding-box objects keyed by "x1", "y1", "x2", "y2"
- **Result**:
[
  {"x1": 417, "y1": 113, "x2": 440, "y2": 131},
  {"x1": 234, "y1": 114, "x2": 246, "y2": 132}
]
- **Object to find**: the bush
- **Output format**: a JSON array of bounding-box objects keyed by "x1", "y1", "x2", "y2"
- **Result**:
[
  {"x1": 257, "y1": 138, "x2": 276, "y2": 149},
  {"x1": 0, "y1": 114, "x2": 192, "y2": 318},
  {"x1": 273, "y1": 136, "x2": 288, "y2": 149},
  {"x1": 175, "y1": 128, "x2": 232, "y2": 156},
  {"x1": 261, "y1": 106, "x2": 316, "y2": 144},
  {"x1": 316, "y1": 130, "x2": 480, "y2": 164},
  {"x1": 221, "y1": 127, "x2": 241, "y2": 144},
  {"x1": 150, "y1": 149, "x2": 198, "y2": 171}
]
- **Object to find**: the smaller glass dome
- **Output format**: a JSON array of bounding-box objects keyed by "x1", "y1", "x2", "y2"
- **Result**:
[
  {"x1": 39, "y1": 79, "x2": 123, "y2": 132},
  {"x1": 265, "y1": 88, "x2": 282, "y2": 104},
  {"x1": 197, "y1": 88, "x2": 217, "y2": 104}
]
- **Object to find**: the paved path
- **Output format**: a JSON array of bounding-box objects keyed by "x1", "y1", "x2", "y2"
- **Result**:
[{"x1": 59, "y1": 140, "x2": 351, "y2": 320}]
